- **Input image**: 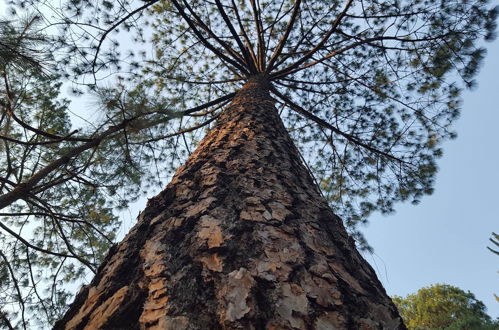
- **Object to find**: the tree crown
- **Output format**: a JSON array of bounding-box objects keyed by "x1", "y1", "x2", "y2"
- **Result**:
[{"x1": 393, "y1": 283, "x2": 499, "y2": 329}]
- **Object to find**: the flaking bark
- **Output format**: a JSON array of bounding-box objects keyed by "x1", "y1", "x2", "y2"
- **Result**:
[{"x1": 55, "y1": 75, "x2": 406, "y2": 329}]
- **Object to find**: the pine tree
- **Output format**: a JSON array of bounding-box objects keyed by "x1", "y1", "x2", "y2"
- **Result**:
[
  {"x1": 0, "y1": 0, "x2": 497, "y2": 328},
  {"x1": 54, "y1": 74, "x2": 408, "y2": 329}
]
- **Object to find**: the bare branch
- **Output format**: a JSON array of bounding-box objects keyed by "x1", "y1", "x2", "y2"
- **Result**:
[
  {"x1": 250, "y1": 0, "x2": 266, "y2": 71},
  {"x1": 135, "y1": 114, "x2": 218, "y2": 144},
  {"x1": 0, "y1": 251, "x2": 26, "y2": 329},
  {"x1": 230, "y1": 0, "x2": 259, "y2": 69},
  {"x1": 214, "y1": 0, "x2": 257, "y2": 74}
]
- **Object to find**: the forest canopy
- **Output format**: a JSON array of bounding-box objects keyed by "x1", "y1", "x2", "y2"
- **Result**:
[{"x1": 0, "y1": 0, "x2": 497, "y2": 328}]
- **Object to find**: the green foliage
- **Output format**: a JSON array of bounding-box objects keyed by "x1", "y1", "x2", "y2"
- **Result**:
[
  {"x1": 0, "y1": 50, "x2": 120, "y2": 330},
  {"x1": 393, "y1": 284, "x2": 499, "y2": 329},
  {"x1": 0, "y1": 15, "x2": 51, "y2": 73},
  {"x1": 0, "y1": 13, "x2": 179, "y2": 328}
]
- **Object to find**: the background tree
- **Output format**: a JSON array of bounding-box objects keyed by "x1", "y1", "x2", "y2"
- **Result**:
[
  {"x1": 0, "y1": 0, "x2": 497, "y2": 328},
  {"x1": 393, "y1": 284, "x2": 499, "y2": 329}
]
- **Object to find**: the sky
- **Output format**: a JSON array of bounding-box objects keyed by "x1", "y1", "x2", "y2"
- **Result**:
[{"x1": 362, "y1": 39, "x2": 499, "y2": 318}]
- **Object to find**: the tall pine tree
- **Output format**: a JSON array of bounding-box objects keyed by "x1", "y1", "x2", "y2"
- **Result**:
[{"x1": 0, "y1": 0, "x2": 497, "y2": 328}]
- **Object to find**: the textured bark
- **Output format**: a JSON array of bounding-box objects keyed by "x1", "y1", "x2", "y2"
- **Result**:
[{"x1": 55, "y1": 75, "x2": 406, "y2": 329}]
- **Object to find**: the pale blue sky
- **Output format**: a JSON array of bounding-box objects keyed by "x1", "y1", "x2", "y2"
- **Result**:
[{"x1": 363, "y1": 38, "x2": 499, "y2": 318}]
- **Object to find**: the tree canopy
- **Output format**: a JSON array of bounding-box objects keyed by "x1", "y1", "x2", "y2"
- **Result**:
[
  {"x1": 393, "y1": 284, "x2": 499, "y2": 329},
  {"x1": 0, "y1": 0, "x2": 497, "y2": 328}
]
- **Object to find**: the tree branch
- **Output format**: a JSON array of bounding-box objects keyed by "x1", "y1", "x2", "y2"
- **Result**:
[
  {"x1": 230, "y1": 0, "x2": 259, "y2": 69},
  {"x1": 91, "y1": 0, "x2": 161, "y2": 78},
  {"x1": 270, "y1": 86, "x2": 409, "y2": 164},
  {"x1": 266, "y1": 0, "x2": 302, "y2": 72},
  {"x1": 271, "y1": 0, "x2": 353, "y2": 78},
  {"x1": 250, "y1": 0, "x2": 266, "y2": 71},
  {"x1": 0, "y1": 92, "x2": 235, "y2": 210},
  {"x1": 170, "y1": 0, "x2": 249, "y2": 75},
  {"x1": 214, "y1": 0, "x2": 257, "y2": 74},
  {"x1": 0, "y1": 251, "x2": 26, "y2": 329}
]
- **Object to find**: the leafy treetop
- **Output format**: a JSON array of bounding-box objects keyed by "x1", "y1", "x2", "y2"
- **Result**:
[{"x1": 393, "y1": 283, "x2": 499, "y2": 329}]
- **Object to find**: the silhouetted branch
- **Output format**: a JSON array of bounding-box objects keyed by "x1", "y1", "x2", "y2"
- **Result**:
[
  {"x1": 266, "y1": 0, "x2": 302, "y2": 72},
  {"x1": 0, "y1": 251, "x2": 26, "y2": 329},
  {"x1": 170, "y1": 0, "x2": 249, "y2": 75},
  {"x1": 271, "y1": 86, "x2": 409, "y2": 164},
  {"x1": 91, "y1": 0, "x2": 161, "y2": 79},
  {"x1": 272, "y1": 0, "x2": 353, "y2": 77}
]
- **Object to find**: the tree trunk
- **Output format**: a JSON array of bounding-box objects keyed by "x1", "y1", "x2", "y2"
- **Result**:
[{"x1": 54, "y1": 75, "x2": 405, "y2": 329}]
